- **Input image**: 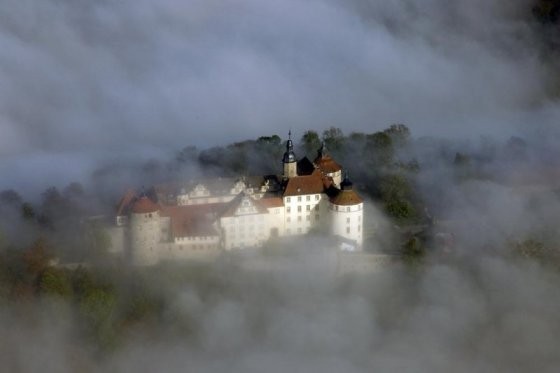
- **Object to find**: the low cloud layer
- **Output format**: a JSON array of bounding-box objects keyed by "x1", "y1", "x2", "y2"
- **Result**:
[{"x1": 0, "y1": 0, "x2": 555, "y2": 162}]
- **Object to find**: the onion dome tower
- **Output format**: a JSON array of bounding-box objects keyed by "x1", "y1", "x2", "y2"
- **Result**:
[
  {"x1": 129, "y1": 195, "x2": 161, "y2": 266},
  {"x1": 282, "y1": 131, "x2": 298, "y2": 179},
  {"x1": 329, "y1": 174, "x2": 364, "y2": 249}
]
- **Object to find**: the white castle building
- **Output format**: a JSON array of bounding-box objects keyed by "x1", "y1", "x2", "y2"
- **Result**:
[{"x1": 111, "y1": 134, "x2": 364, "y2": 266}]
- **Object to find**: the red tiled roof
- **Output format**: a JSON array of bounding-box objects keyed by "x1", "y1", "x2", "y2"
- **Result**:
[
  {"x1": 160, "y1": 204, "x2": 225, "y2": 237},
  {"x1": 116, "y1": 189, "x2": 136, "y2": 216},
  {"x1": 283, "y1": 170, "x2": 325, "y2": 196},
  {"x1": 131, "y1": 196, "x2": 160, "y2": 214},
  {"x1": 314, "y1": 155, "x2": 342, "y2": 174},
  {"x1": 259, "y1": 197, "x2": 284, "y2": 208},
  {"x1": 330, "y1": 189, "x2": 363, "y2": 206}
]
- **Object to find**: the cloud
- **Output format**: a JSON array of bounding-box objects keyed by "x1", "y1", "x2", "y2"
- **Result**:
[{"x1": 0, "y1": 0, "x2": 554, "y2": 160}]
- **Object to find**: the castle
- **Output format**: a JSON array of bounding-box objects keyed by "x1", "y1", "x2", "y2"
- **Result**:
[{"x1": 111, "y1": 134, "x2": 364, "y2": 266}]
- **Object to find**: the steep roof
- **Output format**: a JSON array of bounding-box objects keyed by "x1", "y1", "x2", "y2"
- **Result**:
[
  {"x1": 116, "y1": 189, "x2": 136, "y2": 216},
  {"x1": 297, "y1": 157, "x2": 316, "y2": 176},
  {"x1": 330, "y1": 189, "x2": 363, "y2": 206},
  {"x1": 131, "y1": 196, "x2": 160, "y2": 214},
  {"x1": 220, "y1": 193, "x2": 269, "y2": 218},
  {"x1": 283, "y1": 170, "x2": 325, "y2": 196},
  {"x1": 314, "y1": 154, "x2": 342, "y2": 174}
]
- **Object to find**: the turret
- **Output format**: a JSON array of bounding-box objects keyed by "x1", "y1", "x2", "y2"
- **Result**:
[
  {"x1": 129, "y1": 196, "x2": 161, "y2": 266},
  {"x1": 314, "y1": 142, "x2": 342, "y2": 188},
  {"x1": 329, "y1": 174, "x2": 364, "y2": 249},
  {"x1": 283, "y1": 131, "x2": 298, "y2": 179}
]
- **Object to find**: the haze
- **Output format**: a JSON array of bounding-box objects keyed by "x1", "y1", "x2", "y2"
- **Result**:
[{"x1": 1, "y1": 0, "x2": 558, "y2": 190}]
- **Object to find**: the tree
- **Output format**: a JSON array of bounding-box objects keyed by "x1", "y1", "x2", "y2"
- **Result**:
[
  {"x1": 21, "y1": 203, "x2": 35, "y2": 220},
  {"x1": 38, "y1": 267, "x2": 72, "y2": 298},
  {"x1": 0, "y1": 190, "x2": 22, "y2": 207},
  {"x1": 176, "y1": 145, "x2": 199, "y2": 164},
  {"x1": 22, "y1": 239, "x2": 52, "y2": 277},
  {"x1": 379, "y1": 174, "x2": 417, "y2": 222},
  {"x1": 322, "y1": 127, "x2": 344, "y2": 152},
  {"x1": 384, "y1": 124, "x2": 410, "y2": 147},
  {"x1": 365, "y1": 131, "x2": 394, "y2": 167},
  {"x1": 300, "y1": 130, "x2": 321, "y2": 156}
]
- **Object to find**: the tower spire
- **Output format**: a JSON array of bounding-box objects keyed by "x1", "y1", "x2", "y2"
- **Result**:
[{"x1": 282, "y1": 131, "x2": 297, "y2": 178}]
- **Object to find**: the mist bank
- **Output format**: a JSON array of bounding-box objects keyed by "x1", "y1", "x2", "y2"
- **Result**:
[
  {"x1": 1, "y1": 0, "x2": 559, "y2": 181},
  {"x1": 1, "y1": 250, "x2": 560, "y2": 373}
]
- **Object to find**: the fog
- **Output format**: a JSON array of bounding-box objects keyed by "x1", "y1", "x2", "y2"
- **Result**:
[
  {"x1": 1, "y1": 0, "x2": 558, "y2": 190},
  {"x1": 2, "y1": 1, "x2": 560, "y2": 372}
]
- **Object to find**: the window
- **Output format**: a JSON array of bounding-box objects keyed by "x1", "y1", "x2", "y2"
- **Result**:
[
  {"x1": 306, "y1": 215, "x2": 310, "y2": 221},
  {"x1": 297, "y1": 196, "x2": 302, "y2": 202},
  {"x1": 346, "y1": 227, "x2": 350, "y2": 234},
  {"x1": 306, "y1": 195, "x2": 310, "y2": 201},
  {"x1": 315, "y1": 214, "x2": 320, "y2": 221},
  {"x1": 297, "y1": 206, "x2": 302, "y2": 212},
  {"x1": 298, "y1": 216, "x2": 302, "y2": 222},
  {"x1": 346, "y1": 217, "x2": 350, "y2": 223},
  {"x1": 315, "y1": 195, "x2": 319, "y2": 201},
  {"x1": 286, "y1": 197, "x2": 291, "y2": 203},
  {"x1": 358, "y1": 225, "x2": 361, "y2": 232},
  {"x1": 306, "y1": 205, "x2": 310, "y2": 211},
  {"x1": 287, "y1": 206, "x2": 291, "y2": 213},
  {"x1": 346, "y1": 207, "x2": 351, "y2": 212}
]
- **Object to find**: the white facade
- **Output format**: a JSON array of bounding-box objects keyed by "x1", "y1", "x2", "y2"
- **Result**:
[
  {"x1": 282, "y1": 193, "x2": 327, "y2": 236},
  {"x1": 330, "y1": 201, "x2": 364, "y2": 248}
]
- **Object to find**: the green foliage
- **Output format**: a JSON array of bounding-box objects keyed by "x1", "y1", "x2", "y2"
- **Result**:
[
  {"x1": 78, "y1": 285, "x2": 118, "y2": 349},
  {"x1": 365, "y1": 131, "x2": 394, "y2": 167},
  {"x1": 39, "y1": 267, "x2": 72, "y2": 299},
  {"x1": 300, "y1": 130, "x2": 321, "y2": 155},
  {"x1": 402, "y1": 236, "x2": 425, "y2": 265},
  {"x1": 379, "y1": 174, "x2": 417, "y2": 222},
  {"x1": 384, "y1": 124, "x2": 410, "y2": 147},
  {"x1": 322, "y1": 127, "x2": 344, "y2": 152},
  {"x1": 533, "y1": 0, "x2": 560, "y2": 23},
  {"x1": 21, "y1": 203, "x2": 35, "y2": 220}
]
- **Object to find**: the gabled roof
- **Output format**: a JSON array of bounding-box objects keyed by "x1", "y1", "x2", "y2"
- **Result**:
[
  {"x1": 154, "y1": 176, "x2": 268, "y2": 199},
  {"x1": 283, "y1": 170, "x2": 325, "y2": 196},
  {"x1": 314, "y1": 154, "x2": 342, "y2": 174},
  {"x1": 220, "y1": 193, "x2": 269, "y2": 218}
]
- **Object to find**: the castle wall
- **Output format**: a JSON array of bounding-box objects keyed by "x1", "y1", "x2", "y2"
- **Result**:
[
  {"x1": 129, "y1": 211, "x2": 161, "y2": 266},
  {"x1": 221, "y1": 212, "x2": 269, "y2": 250},
  {"x1": 160, "y1": 237, "x2": 221, "y2": 260}
]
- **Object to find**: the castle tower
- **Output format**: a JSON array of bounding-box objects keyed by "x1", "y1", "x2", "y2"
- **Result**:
[
  {"x1": 129, "y1": 196, "x2": 161, "y2": 266},
  {"x1": 329, "y1": 175, "x2": 364, "y2": 249},
  {"x1": 314, "y1": 142, "x2": 342, "y2": 188},
  {"x1": 282, "y1": 131, "x2": 297, "y2": 179}
]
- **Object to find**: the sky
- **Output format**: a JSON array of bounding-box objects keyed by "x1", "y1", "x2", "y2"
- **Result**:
[{"x1": 0, "y1": 0, "x2": 558, "y2": 191}]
